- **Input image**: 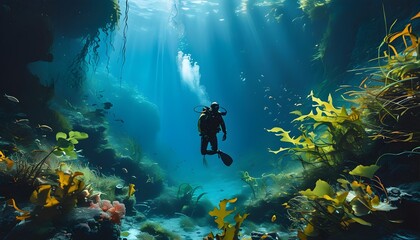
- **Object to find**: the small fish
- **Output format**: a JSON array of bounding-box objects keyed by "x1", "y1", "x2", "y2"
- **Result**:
[
  {"x1": 122, "y1": 168, "x2": 128, "y2": 173},
  {"x1": 128, "y1": 183, "x2": 136, "y2": 198},
  {"x1": 271, "y1": 214, "x2": 276, "y2": 222},
  {"x1": 15, "y1": 119, "x2": 29, "y2": 124},
  {"x1": 4, "y1": 94, "x2": 19, "y2": 103},
  {"x1": 37, "y1": 124, "x2": 53, "y2": 132},
  {"x1": 115, "y1": 119, "x2": 124, "y2": 123},
  {"x1": 103, "y1": 102, "x2": 113, "y2": 110}
]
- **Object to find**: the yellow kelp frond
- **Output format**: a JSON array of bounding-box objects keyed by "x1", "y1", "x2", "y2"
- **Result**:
[
  {"x1": 128, "y1": 183, "x2": 136, "y2": 198},
  {"x1": 30, "y1": 185, "x2": 60, "y2": 207},
  {"x1": 349, "y1": 164, "x2": 380, "y2": 179},
  {"x1": 411, "y1": 11, "x2": 420, "y2": 20},
  {"x1": 7, "y1": 199, "x2": 31, "y2": 221},
  {"x1": 299, "y1": 179, "x2": 334, "y2": 199},
  {"x1": 209, "y1": 198, "x2": 237, "y2": 229},
  {"x1": 0, "y1": 150, "x2": 14, "y2": 170},
  {"x1": 268, "y1": 147, "x2": 289, "y2": 154}
]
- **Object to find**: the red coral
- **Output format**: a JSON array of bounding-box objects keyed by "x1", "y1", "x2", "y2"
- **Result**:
[{"x1": 90, "y1": 200, "x2": 126, "y2": 224}]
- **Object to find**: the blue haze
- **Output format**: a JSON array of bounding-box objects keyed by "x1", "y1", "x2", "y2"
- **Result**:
[{"x1": 33, "y1": 0, "x2": 322, "y2": 203}]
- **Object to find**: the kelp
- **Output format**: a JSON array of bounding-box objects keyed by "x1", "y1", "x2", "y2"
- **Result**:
[
  {"x1": 286, "y1": 164, "x2": 397, "y2": 240},
  {"x1": 344, "y1": 12, "x2": 420, "y2": 142},
  {"x1": 207, "y1": 197, "x2": 249, "y2": 240},
  {"x1": 267, "y1": 91, "x2": 369, "y2": 168}
]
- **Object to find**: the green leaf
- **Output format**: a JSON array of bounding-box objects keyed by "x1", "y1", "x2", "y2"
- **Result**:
[
  {"x1": 69, "y1": 131, "x2": 88, "y2": 140},
  {"x1": 53, "y1": 150, "x2": 65, "y2": 156},
  {"x1": 349, "y1": 164, "x2": 380, "y2": 179},
  {"x1": 56, "y1": 132, "x2": 67, "y2": 141},
  {"x1": 56, "y1": 138, "x2": 72, "y2": 149},
  {"x1": 64, "y1": 149, "x2": 78, "y2": 159},
  {"x1": 69, "y1": 138, "x2": 79, "y2": 144}
]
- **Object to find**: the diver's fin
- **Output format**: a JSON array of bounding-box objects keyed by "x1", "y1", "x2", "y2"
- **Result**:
[
  {"x1": 218, "y1": 151, "x2": 233, "y2": 166},
  {"x1": 203, "y1": 155, "x2": 208, "y2": 167}
]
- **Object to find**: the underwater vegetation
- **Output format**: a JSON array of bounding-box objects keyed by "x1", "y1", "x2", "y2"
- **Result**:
[
  {"x1": 206, "y1": 198, "x2": 249, "y2": 240},
  {"x1": 285, "y1": 164, "x2": 399, "y2": 239},
  {"x1": 265, "y1": 11, "x2": 420, "y2": 240},
  {"x1": 0, "y1": 130, "x2": 135, "y2": 238},
  {"x1": 0, "y1": 131, "x2": 88, "y2": 201},
  {"x1": 267, "y1": 90, "x2": 371, "y2": 188},
  {"x1": 345, "y1": 12, "x2": 420, "y2": 143},
  {"x1": 177, "y1": 183, "x2": 207, "y2": 217}
]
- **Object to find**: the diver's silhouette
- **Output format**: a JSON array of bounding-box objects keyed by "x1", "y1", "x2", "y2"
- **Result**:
[{"x1": 198, "y1": 102, "x2": 232, "y2": 166}]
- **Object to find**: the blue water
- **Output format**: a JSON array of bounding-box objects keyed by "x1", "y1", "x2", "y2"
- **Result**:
[{"x1": 29, "y1": 0, "x2": 322, "y2": 204}]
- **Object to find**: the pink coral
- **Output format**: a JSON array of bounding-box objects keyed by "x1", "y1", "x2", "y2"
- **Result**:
[{"x1": 90, "y1": 200, "x2": 126, "y2": 224}]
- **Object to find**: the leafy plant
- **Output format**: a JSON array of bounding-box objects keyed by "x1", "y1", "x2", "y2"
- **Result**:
[
  {"x1": 285, "y1": 164, "x2": 398, "y2": 239},
  {"x1": 207, "y1": 197, "x2": 249, "y2": 240},
  {"x1": 267, "y1": 91, "x2": 369, "y2": 168},
  {"x1": 344, "y1": 12, "x2": 420, "y2": 143}
]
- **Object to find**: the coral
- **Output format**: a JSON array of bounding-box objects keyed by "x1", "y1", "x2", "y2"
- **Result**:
[{"x1": 90, "y1": 199, "x2": 126, "y2": 224}]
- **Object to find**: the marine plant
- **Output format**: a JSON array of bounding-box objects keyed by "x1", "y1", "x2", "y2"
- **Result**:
[
  {"x1": 206, "y1": 197, "x2": 249, "y2": 240},
  {"x1": 139, "y1": 221, "x2": 182, "y2": 240},
  {"x1": 28, "y1": 168, "x2": 86, "y2": 220},
  {"x1": 177, "y1": 183, "x2": 207, "y2": 217},
  {"x1": 240, "y1": 171, "x2": 297, "y2": 200},
  {"x1": 285, "y1": 164, "x2": 397, "y2": 239},
  {"x1": 344, "y1": 12, "x2": 420, "y2": 143},
  {"x1": 0, "y1": 131, "x2": 89, "y2": 218},
  {"x1": 267, "y1": 91, "x2": 369, "y2": 170}
]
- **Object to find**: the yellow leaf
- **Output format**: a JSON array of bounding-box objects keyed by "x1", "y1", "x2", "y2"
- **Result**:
[
  {"x1": 371, "y1": 195, "x2": 380, "y2": 206},
  {"x1": 349, "y1": 164, "x2": 380, "y2": 179},
  {"x1": 299, "y1": 179, "x2": 334, "y2": 199},
  {"x1": 266, "y1": 127, "x2": 286, "y2": 133},
  {"x1": 268, "y1": 147, "x2": 289, "y2": 154},
  {"x1": 303, "y1": 223, "x2": 317, "y2": 236},
  {"x1": 290, "y1": 110, "x2": 302, "y2": 116},
  {"x1": 57, "y1": 170, "x2": 70, "y2": 189},
  {"x1": 209, "y1": 198, "x2": 237, "y2": 229}
]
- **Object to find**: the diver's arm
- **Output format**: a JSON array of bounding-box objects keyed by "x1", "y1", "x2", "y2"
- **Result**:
[
  {"x1": 220, "y1": 116, "x2": 226, "y2": 134},
  {"x1": 220, "y1": 116, "x2": 227, "y2": 141},
  {"x1": 198, "y1": 114, "x2": 204, "y2": 135}
]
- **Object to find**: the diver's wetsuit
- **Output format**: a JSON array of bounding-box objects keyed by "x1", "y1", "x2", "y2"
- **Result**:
[{"x1": 198, "y1": 109, "x2": 226, "y2": 155}]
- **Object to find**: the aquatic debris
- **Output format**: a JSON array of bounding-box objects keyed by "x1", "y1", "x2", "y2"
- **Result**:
[{"x1": 4, "y1": 93, "x2": 19, "y2": 103}]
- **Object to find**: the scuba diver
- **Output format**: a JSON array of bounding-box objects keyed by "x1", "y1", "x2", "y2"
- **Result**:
[{"x1": 197, "y1": 102, "x2": 233, "y2": 166}]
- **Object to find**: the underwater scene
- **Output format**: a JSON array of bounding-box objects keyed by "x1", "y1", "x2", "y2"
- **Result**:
[{"x1": 0, "y1": 0, "x2": 419, "y2": 239}]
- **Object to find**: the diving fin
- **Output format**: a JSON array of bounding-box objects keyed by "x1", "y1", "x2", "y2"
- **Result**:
[
  {"x1": 203, "y1": 155, "x2": 208, "y2": 167},
  {"x1": 218, "y1": 151, "x2": 233, "y2": 166}
]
